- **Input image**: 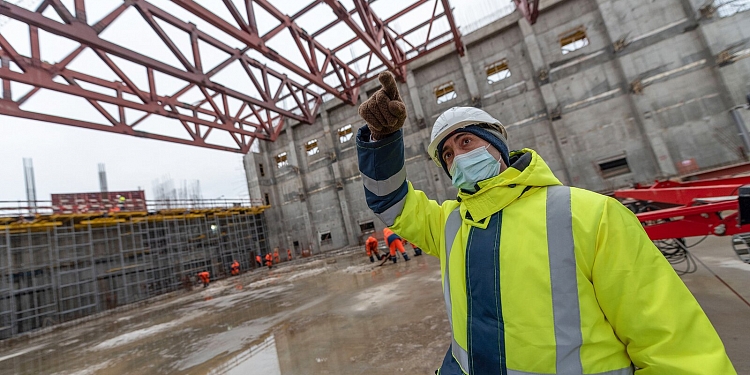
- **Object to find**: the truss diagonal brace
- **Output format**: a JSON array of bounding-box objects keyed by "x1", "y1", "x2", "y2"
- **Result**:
[
  {"x1": 172, "y1": 0, "x2": 360, "y2": 105},
  {"x1": 322, "y1": 0, "x2": 407, "y2": 82},
  {"x1": 0, "y1": 1, "x2": 315, "y2": 124}
]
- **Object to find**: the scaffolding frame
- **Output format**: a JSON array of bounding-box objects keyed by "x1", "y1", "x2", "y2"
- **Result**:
[{"x1": 0, "y1": 205, "x2": 269, "y2": 340}]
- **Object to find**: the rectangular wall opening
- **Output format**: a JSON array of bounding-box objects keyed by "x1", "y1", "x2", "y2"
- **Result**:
[
  {"x1": 305, "y1": 139, "x2": 319, "y2": 156},
  {"x1": 339, "y1": 124, "x2": 353, "y2": 143},
  {"x1": 598, "y1": 155, "x2": 630, "y2": 178},
  {"x1": 486, "y1": 60, "x2": 511, "y2": 84},
  {"x1": 435, "y1": 82, "x2": 457, "y2": 104},
  {"x1": 320, "y1": 232, "x2": 332, "y2": 245},
  {"x1": 275, "y1": 152, "x2": 288, "y2": 168},
  {"x1": 560, "y1": 27, "x2": 589, "y2": 55},
  {"x1": 359, "y1": 221, "x2": 375, "y2": 234}
]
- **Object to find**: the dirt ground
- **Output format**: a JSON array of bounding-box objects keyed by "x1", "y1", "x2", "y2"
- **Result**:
[{"x1": 0, "y1": 236, "x2": 748, "y2": 374}]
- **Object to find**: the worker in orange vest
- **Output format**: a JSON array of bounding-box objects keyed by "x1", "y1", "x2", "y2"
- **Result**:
[
  {"x1": 384, "y1": 227, "x2": 409, "y2": 263},
  {"x1": 365, "y1": 235, "x2": 382, "y2": 263},
  {"x1": 197, "y1": 271, "x2": 210, "y2": 288},
  {"x1": 273, "y1": 248, "x2": 280, "y2": 264},
  {"x1": 231, "y1": 260, "x2": 240, "y2": 276},
  {"x1": 256, "y1": 255, "x2": 263, "y2": 267},
  {"x1": 265, "y1": 253, "x2": 273, "y2": 269},
  {"x1": 403, "y1": 240, "x2": 423, "y2": 257},
  {"x1": 287, "y1": 248, "x2": 292, "y2": 261}
]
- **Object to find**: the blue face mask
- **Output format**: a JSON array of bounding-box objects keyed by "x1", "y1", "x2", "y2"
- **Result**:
[{"x1": 449, "y1": 146, "x2": 502, "y2": 192}]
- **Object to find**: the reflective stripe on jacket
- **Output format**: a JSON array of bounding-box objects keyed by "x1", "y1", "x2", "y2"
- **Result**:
[{"x1": 356, "y1": 126, "x2": 735, "y2": 375}]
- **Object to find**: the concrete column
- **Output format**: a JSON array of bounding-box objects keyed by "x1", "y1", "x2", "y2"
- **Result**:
[
  {"x1": 518, "y1": 17, "x2": 573, "y2": 184},
  {"x1": 594, "y1": 0, "x2": 679, "y2": 176},
  {"x1": 459, "y1": 48, "x2": 481, "y2": 102},
  {"x1": 285, "y1": 122, "x2": 318, "y2": 254},
  {"x1": 677, "y1": 0, "x2": 744, "y2": 107},
  {"x1": 320, "y1": 109, "x2": 357, "y2": 247},
  {"x1": 406, "y1": 70, "x2": 426, "y2": 127},
  {"x1": 242, "y1": 151, "x2": 263, "y2": 202}
]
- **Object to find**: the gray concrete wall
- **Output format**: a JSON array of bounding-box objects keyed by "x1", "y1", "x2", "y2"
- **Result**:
[{"x1": 245, "y1": 0, "x2": 750, "y2": 252}]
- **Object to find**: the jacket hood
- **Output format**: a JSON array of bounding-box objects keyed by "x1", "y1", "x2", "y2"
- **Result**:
[{"x1": 456, "y1": 148, "x2": 561, "y2": 223}]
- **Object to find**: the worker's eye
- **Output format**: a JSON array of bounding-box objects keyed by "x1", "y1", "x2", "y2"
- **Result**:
[
  {"x1": 462, "y1": 138, "x2": 471, "y2": 145},
  {"x1": 443, "y1": 151, "x2": 453, "y2": 161}
]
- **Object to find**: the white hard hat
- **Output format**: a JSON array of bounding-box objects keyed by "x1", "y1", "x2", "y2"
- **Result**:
[{"x1": 427, "y1": 107, "x2": 507, "y2": 166}]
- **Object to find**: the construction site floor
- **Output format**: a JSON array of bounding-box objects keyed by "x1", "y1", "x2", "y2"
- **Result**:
[{"x1": 0, "y1": 237, "x2": 749, "y2": 374}]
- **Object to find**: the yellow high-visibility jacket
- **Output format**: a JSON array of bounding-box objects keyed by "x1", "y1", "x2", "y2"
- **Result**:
[{"x1": 356, "y1": 127, "x2": 735, "y2": 375}]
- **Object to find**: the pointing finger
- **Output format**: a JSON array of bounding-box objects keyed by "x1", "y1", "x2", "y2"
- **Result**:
[{"x1": 378, "y1": 71, "x2": 399, "y2": 100}]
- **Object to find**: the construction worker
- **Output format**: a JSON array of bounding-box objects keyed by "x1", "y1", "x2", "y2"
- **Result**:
[
  {"x1": 365, "y1": 235, "x2": 382, "y2": 263},
  {"x1": 273, "y1": 248, "x2": 280, "y2": 264},
  {"x1": 197, "y1": 271, "x2": 210, "y2": 288},
  {"x1": 287, "y1": 248, "x2": 292, "y2": 261},
  {"x1": 256, "y1": 254, "x2": 263, "y2": 268},
  {"x1": 264, "y1": 253, "x2": 273, "y2": 269},
  {"x1": 231, "y1": 260, "x2": 240, "y2": 276},
  {"x1": 404, "y1": 240, "x2": 423, "y2": 256},
  {"x1": 383, "y1": 227, "x2": 409, "y2": 263},
  {"x1": 355, "y1": 72, "x2": 735, "y2": 374}
]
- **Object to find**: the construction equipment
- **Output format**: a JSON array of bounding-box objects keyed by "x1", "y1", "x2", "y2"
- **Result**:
[{"x1": 614, "y1": 175, "x2": 750, "y2": 270}]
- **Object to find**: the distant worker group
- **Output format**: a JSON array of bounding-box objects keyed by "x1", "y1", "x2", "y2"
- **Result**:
[{"x1": 364, "y1": 228, "x2": 422, "y2": 263}]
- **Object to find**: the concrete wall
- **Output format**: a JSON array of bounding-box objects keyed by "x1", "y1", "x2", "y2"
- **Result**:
[{"x1": 245, "y1": 0, "x2": 750, "y2": 253}]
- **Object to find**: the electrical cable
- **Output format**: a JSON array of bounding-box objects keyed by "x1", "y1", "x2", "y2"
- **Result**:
[
  {"x1": 684, "y1": 235, "x2": 709, "y2": 248},
  {"x1": 653, "y1": 238, "x2": 697, "y2": 275}
]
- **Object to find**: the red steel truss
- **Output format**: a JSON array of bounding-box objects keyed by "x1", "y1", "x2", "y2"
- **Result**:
[
  {"x1": 0, "y1": 0, "x2": 465, "y2": 152},
  {"x1": 514, "y1": 0, "x2": 539, "y2": 25}
]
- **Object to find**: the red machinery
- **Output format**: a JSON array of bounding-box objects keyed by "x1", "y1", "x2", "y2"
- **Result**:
[
  {"x1": 615, "y1": 176, "x2": 750, "y2": 240},
  {"x1": 614, "y1": 175, "x2": 750, "y2": 266}
]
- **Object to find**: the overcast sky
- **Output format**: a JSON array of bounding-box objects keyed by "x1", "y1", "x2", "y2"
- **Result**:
[{"x1": 0, "y1": 0, "x2": 512, "y2": 202}]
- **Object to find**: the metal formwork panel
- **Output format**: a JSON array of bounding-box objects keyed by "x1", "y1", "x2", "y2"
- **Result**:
[
  {"x1": 0, "y1": 228, "x2": 15, "y2": 339},
  {"x1": 55, "y1": 225, "x2": 97, "y2": 323},
  {"x1": 144, "y1": 220, "x2": 175, "y2": 296},
  {"x1": 92, "y1": 225, "x2": 126, "y2": 311},
  {"x1": 10, "y1": 229, "x2": 57, "y2": 334},
  {"x1": 180, "y1": 217, "x2": 214, "y2": 285},
  {"x1": 119, "y1": 221, "x2": 151, "y2": 305}
]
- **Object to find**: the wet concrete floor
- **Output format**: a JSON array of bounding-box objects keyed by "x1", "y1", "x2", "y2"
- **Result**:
[{"x1": 0, "y1": 237, "x2": 749, "y2": 374}]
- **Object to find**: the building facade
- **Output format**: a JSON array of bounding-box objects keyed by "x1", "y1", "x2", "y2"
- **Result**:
[{"x1": 245, "y1": 0, "x2": 750, "y2": 254}]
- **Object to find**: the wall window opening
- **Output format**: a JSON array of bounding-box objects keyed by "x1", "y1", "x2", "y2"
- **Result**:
[
  {"x1": 715, "y1": 0, "x2": 750, "y2": 17},
  {"x1": 264, "y1": 193, "x2": 270, "y2": 206},
  {"x1": 486, "y1": 60, "x2": 511, "y2": 84},
  {"x1": 258, "y1": 163, "x2": 265, "y2": 177},
  {"x1": 435, "y1": 82, "x2": 457, "y2": 104},
  {"x1": 320, "y1": 232, "x2": 332, "y2": 245},
  {"x1": 305, "y1": 139, "x2": 319, "y2": 156},
  {"x1": 275, "y1": 152, "x2": 288, "y2": 168},
  {"x1": 560, "y1": 27, "x2": 589, "y2": 55},
  {"x1": 598, "y1": 156, "x2": 630, "y2": 178},
  {"x1": 359, "y1": 221, "x2": 375, "y2": 234},
  {"x1": 339, "y1": 124, "x2": 353, "y2": 143}
]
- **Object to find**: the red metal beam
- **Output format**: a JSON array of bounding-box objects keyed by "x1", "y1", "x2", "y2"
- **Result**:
[
  {"x1": 171, "y1": 0, "x2": 361, "y2": 104},
  {"x1": 322, "y1": 0, "x2": 407, "y2": 82},
  {"x1": 0, "y1": 0, "x2": 321, "y2": 152},
  {"x1": 440, "y1": 0, "x2": 464, "y2": 56},
  {"x1": 0, "y1": 0, "x2": 466, "y2": 151},
  {"x1": 615, "y1": 176, "x2": 750, "y2": 205},
  {"x1": 514, "y1": 0, "x2": 540, "y2": 25},
  {"x1": 636, "y1": 200, "x2": 747, "y2": 240}
]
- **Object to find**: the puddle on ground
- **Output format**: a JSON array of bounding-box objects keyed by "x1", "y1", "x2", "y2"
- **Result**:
[{"x1": 0, "y1": 252, "x2": 449, "y2": 375}]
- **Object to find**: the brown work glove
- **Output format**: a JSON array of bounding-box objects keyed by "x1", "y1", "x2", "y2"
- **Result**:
[{"x1": 358, "y1": 71, "x2": 407, "y2": 140}]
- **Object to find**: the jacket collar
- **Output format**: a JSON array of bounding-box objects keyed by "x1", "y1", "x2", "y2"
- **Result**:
[{"x1": 456, "y1": 149, "x2": 562, "y2": 225}]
